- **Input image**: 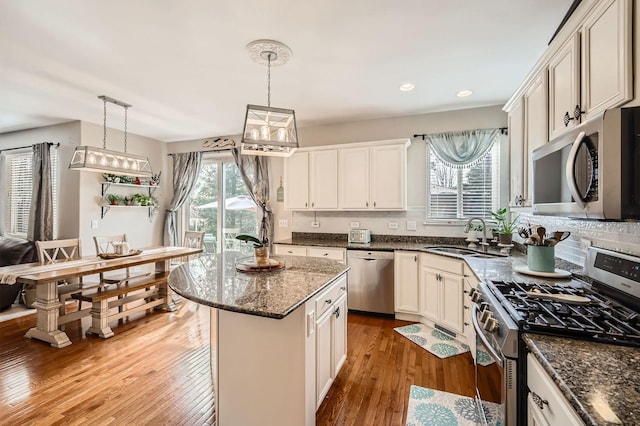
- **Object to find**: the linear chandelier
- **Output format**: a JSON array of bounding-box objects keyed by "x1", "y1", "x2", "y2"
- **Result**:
[
  {"x1": 241, "y1": 39, "x2": 298, "y2": 157},
  {"x1": 69, "y1": 95, "x2": 152, "y2": 177}
]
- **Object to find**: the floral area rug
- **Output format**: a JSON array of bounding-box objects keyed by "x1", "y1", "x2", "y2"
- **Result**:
[
  {"x1": 394, "y1": 323, "x2": 470, "y2": 359},
  {"x1": 406, "y1": 385, "x2": 504, "y2": 426}
]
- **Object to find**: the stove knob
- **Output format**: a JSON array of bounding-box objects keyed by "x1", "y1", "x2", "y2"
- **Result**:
[
  {"x1": 480, "y1": 309, "x2": 492, "y2": 324},
  {"x1": 484, "y1": 318, "x2": 499, "y2": 333},
  {"x1": 470, "y1": 289, "x2": 482, "y2": 303},
  {"x1": 479, "y1": 302, "x2": 490, "y2": 312}
]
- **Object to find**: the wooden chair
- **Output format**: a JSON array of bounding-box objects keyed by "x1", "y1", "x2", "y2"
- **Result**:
[
  {"x1": 36, "y1": 238, "x2": 99, "y2": 316},
  {"x1": 93, "y1": 234, "x2": 131, "y2": 285}
]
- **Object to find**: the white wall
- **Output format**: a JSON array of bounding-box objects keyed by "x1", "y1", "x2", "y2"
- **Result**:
[
  {"x1": 0, "y1": 120, "x2": 169, "y2": 255},
  {"x1": 269, "y1": 105, "x2": 509, "y2": 241}
]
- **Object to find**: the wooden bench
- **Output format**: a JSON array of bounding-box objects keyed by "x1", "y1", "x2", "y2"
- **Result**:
[{"x1": 72, "y1": 272, "x2": 170, "y2": 338}]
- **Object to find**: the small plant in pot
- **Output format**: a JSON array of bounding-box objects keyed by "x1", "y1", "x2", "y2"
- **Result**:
[
  {"x1": 235, "y1": 234, "x2": 269, "y2": 267},
  {"x1": 106, "y1": 194, "x2": 121, "y2": 205},
  {"x1": 490, "y1": 207, "x2": 520, "y2": 245}
]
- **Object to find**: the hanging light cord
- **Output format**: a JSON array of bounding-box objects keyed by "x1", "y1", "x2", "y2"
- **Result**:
[
  {"x1": 102, "y1": 97, "x2": 107, "y2": 149},
  {"x1": 267, "y1": 54, "x2": 272, "y2": 108},
  {"x1": 124, "y1": 105, "x2": 128, "y2": 153}
]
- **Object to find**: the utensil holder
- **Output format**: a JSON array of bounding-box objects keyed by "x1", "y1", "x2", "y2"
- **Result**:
[{"x1": 527, "y1": 246, "x2": 555, "y2": 272}]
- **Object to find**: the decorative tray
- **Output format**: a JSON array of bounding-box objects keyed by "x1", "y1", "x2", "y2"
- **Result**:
[
  {"x1": 98, "y1": 249, "x2": 143, "y2": 259},
  {"x1": 235, "y1": 256, "x2": 286, "y2": 273}
]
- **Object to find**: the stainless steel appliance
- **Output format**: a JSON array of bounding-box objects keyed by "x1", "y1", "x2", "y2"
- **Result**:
[
  {"x1": 470, "y1": 246, "x2": 640, "y2": 425},
  {"x1": 348, "y1": 228, "x2": 371, "y2": 244},
  {"x1": 532, "y1": 105, "x2": 640, "y2": 219},
  {"x1": 346, "y1": 250, "x2": 394, "y2": 315}
]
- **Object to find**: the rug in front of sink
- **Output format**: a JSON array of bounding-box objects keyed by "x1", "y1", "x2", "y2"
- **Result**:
[
  {"x1": 405, "y1": 385, "x2": 503, "y2": 426},
  {"x1": 394, "y1": 323, "x2": 469, "y2": 359}
]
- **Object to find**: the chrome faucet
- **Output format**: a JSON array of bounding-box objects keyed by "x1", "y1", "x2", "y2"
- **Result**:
[{"x1": 464, "y1": 217, "x2": 488, "y2": 252}]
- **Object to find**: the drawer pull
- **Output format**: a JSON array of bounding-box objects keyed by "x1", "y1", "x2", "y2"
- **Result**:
[
  {"x1": 334, "y1": 306, "x2": 340, "y2": 318},
  {"x1": 323, "y1": 253, "x2": 329, "y2": 256},
  {"x1": 287, "y1": 251, "x2": 293, "y2": 254},
  {"x1": 464, "y1": 322, "x2": 470, "y2": 327},
  {"x1": 464, "y1": 306, "x2": 469, "y2": 310},
  {"x1": 325, "y1": 299, "x2": 332, "y2": 305},
  {"x1": 340, "y1": 286, "x2": 346, "y2": 291},
  {"x1": 531, "y1": 392, "x2": 549, "y2": 410}
]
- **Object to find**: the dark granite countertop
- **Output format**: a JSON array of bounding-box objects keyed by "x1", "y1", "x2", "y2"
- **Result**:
[
  {"x1": 168, "y1": 253, "x2": 349, "y2": 319},
  {"x1": 524, "y1": 334, "x2": 640, "y2": 426}
]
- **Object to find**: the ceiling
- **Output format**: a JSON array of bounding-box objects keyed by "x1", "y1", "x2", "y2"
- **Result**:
[{"x1": 0, "y1": 0, "x2": 573, "y2": 143}]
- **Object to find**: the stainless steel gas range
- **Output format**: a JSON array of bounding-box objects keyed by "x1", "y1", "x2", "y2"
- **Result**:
[{"x1": 470, "y1": 246, "x2": 640, "y2": 425}]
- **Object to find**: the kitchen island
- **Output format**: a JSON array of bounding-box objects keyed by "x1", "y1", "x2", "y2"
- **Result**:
[{"x1": 168, "y1": 252, "x2": 349, "y2": 426}]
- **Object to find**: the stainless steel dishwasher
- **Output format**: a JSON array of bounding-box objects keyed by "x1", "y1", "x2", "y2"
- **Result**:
[{"x1": 346, "y1": 250, "x2": 394, "y2": 315}]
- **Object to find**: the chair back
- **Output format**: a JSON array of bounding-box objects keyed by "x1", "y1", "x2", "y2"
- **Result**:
[
  {"x1": 36, "y1": 238, "x2": 82, "y2": 263},
  {"x1": 183, "y1": 231, "x2": 205, "y2": 250},
  {"x1": 93, "y1": 234, "x2": 128, "y2": 255}
]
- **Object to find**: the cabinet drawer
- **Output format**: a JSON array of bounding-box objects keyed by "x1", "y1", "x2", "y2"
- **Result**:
[
  {"x1": 307, "y1": 247, "x2": 345, "y2": 262},
  {"x1": 315, "y1": 274, "x2": 347, "y2": 317},
  {"x1": 527, "y1": 354, "x2": 583, "y2": 426},
  {"x1": 273, "y1": 244, "x2": 307, "y2": 257},
  {"x1": 421, "y1": 253, "x2": 464, "y2": 275}
]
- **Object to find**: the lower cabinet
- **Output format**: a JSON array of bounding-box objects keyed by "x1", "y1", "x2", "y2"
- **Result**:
[
  {"x1": 273, "y1": 244, "x2": 346, "y2": 263},
  {"x1": 315, "y1": 275, "x2": 348, "y2": 408},
  {"x1": 419, "y1": 254, "x2": 465, "y2": 335},
  {"x1": 394, "y1": 251, "x2": 419, "y2": 314},
  {"x1": 527, "y1": 354, "x2": 584, "y2": 426}
]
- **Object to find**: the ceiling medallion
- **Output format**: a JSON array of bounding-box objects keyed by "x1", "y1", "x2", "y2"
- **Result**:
[{"x1": 246, "y1": 39, "x2": 292, "y2": 66}]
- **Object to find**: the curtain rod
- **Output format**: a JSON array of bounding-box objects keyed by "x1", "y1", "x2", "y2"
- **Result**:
[
  {"x1": 413, "y1": 127, "x2": 508, "y2": 140},
  {"x1": 0, "y1": 142, "x2": 60, "y2": 153}
]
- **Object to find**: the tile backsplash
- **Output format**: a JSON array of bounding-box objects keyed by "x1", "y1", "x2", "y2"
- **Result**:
[{"x1": 515, "y1": 213, "x2": 640, "y2": 267}]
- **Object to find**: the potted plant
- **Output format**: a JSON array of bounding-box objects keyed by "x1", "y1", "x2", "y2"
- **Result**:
[
  {"x1": 236, "y1": 234, "x2": 269, "y2": 267},
  {"x1": 106, "y1": 194, "x2": 121, "y2": 205},
  {"x1": 490, "y1": 207, "x2": 519, "y2": 244},
  {"x1": 132, "y1": 193, "x2": 149, "y2": 206}
]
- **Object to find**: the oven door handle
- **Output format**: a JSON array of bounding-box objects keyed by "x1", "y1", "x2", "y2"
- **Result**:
[{"x1": 472, "y1": 304, "x2": 504, "y2": 365}]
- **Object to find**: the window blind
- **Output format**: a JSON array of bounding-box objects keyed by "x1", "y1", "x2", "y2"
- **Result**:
[
  {"x1": 4, "y1": 150, "x2": 58, "y2": 238},
  {"x1": 427, "y1": 141, "x2": 499, "y2": 220}
]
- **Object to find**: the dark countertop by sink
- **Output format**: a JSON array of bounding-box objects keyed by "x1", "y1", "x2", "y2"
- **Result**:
[{"x1": 524, "y1": 334, "x2": 640, "y2": 426}]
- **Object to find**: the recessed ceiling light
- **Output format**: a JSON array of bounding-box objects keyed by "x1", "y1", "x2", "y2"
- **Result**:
[
  {"x1": 399, "y1": 83, "x2": 415, "y2": 92},
  {"x1": 456, "y1": 90, "x2": 473, "y2": 97}
]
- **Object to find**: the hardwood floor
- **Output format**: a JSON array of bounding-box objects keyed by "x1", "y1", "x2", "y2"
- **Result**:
[
  {"x1": 0, "y1": 304, "x2": 498, "y2": 426},
  {"x1": 316, "y1": 313, "x2": 492, "y2": 426},
  {"x1": 0, "y1": 301, "x2": 215, "y2": 426}
]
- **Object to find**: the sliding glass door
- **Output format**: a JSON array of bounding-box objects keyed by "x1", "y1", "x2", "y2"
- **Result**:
[{"x1": 185, "y1": 155, "x2": 256, "y2": 256}]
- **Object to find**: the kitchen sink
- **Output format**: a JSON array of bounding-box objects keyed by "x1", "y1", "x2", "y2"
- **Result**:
[{"x1": 424, "y1": 246, "x2": 505, "y2": 259}]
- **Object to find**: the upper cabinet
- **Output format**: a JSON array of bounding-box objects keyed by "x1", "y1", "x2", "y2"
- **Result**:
[
  {"x1": 548, "y1": 0, "x2": 631, "y2": 140},
  {"x1": 285, "y1": 139, "x2": 410, "y2": 211}
]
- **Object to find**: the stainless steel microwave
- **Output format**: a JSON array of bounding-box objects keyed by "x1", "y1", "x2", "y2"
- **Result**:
[{"x1": 531, "y1": 106, "x2": 640, "y2": 220}]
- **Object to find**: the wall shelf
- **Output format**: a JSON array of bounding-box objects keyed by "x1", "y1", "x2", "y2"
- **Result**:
[{"x1": 100, "y1": 182, "x2": 159, "y2": 220}]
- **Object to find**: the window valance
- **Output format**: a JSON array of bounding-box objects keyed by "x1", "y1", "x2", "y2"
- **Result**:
[{"x1": 424, "y1": 128, "x2": 500, "y2": 169}]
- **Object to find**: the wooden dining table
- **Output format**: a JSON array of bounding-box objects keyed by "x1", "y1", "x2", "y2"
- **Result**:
[{"x1": 0, "y1": 246, "x2": 201, "y2": 348}]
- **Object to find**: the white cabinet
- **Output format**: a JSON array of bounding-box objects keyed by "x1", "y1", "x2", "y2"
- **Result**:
[
  {"x1": 284, "y1": 152, "x2": 310, "y2": 209},
  {"x1": 548, "y1": 0, "x2": 631, "y2": 140},
  {"x1": 273, "y1": 244, "x2": 346, "y2": 264},
  {"x1": 284, "y1": 150, "x2": 338, "y2": 210},
  {"x1": 286, "y1": 139, "x2": 410, "y2": 211},
  {"x1": 315, "y1": 276, "x2": 348, "y2": 408},
  {"x1": 510, "y1": 69, "x2": 549, "y2": 208},
  {"x1": 338, "y1": 146, "x2": 370, "y2": 209},
  {"x1": 581, "y1": 0, "x2": 631, "y2": 120},
  {"x1": 419, "y1": 254, "x2": 465, "y2": 335},
  {"x1": 509, "y1": 97, "x2": 526, "y2": 207},
  {"x1": 339, "y1": 142, "x2": 408, "y2": 210},
  {"x1": 394, "y1": 251, "x2": 419, "y2": 314},
  {"x1": 548, "y1": 33, "x2": 581, "y2": 140},
  {"x1": 370, "y1": 144, "x2": 407, "y2": 210},
  {"x1": 527, "y1": 354, "x2": 584, "y2": 426},
  {"x1": 309, "y1": 150, "x2": 338, "y2": 209}
]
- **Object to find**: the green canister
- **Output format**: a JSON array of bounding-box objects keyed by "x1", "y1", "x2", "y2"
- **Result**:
[{"x1": 527, "y1": 246, "x2": 555, "y2": 272}]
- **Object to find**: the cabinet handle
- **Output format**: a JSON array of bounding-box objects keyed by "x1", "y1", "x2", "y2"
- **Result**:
[
  {"x1": 464, "y1": 305, "x2": 469, "y2": 310},
  {"x1": 325, "y1": 299, "x2": 332, "y2": 305},
  {"x1": 414, "y1": 255, "x2": 417, "y2": 262},
  {"x1": 340, "y1": 286, "x2": 346, "y2": 291},
  {"x1": 323, "y1": 253, "x2": 328, "y2": 256},
  {"x1": 463, "y1": 290, "x2": 469, "y2": 294},
  {"x1": 366, "y1": 201, "x2": 369, "y2": 207},
  {"x1": 464, "y1": 322, "x2": 470, "y2": 327},
  {"x1": 531, "y1": 392, "x2": 549, "y2": 410},
  {"x1": 514, "y1": 194, "x2": 524, "y2": 206},
  {"x1": 312, "y1": 202, "x2": 315, "y2": 207},
  {"x1": 334, "y1": 306, "x2": 340, "y2": 318},
  {"x1": 305, "y1": 202, "x2": 308, "y2": 207},
  {"x1": 373, "y1": 201, "x2": 376, "y2": 207},
  {"x1": 573, "y1": 104, "x2": 585, "y2": 121},
  {"x1": 287, "y1": 250, "x2": 293, "y2": 254}
]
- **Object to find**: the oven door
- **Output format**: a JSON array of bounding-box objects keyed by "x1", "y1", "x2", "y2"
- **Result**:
[{"x1": 472, "y1": 304, "x2": 505, "y2": 425}]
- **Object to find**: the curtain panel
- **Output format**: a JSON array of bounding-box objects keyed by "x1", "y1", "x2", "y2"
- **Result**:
[
  {"x1": 424, "y1": 128, "x2": 500, "y2": 169},
  {"x1": 232, "y1": 149, "x2": 274, "y2": 247},
  {"x1": 28, "y1": 143, "x2": 53, "y2": 241},
  {"x1": 163, "y1": 152, "x2": 203, "y2": 246}
]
